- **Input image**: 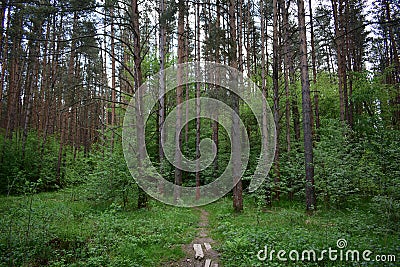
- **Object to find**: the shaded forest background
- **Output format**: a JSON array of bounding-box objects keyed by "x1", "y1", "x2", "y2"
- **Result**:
[
  {"x1": 0, "y1": 0, "x2": 399, "y2": 265},
  {"x1": 0, "y1": 0, "x2": 399, "y2": 226}
]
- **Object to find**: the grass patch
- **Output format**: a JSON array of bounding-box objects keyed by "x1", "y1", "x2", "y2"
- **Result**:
[
  {"x1": 0, "y1": 188, "x2": 199, "y2": 266},
  {"x1": 1, "y1": 189, "x2": 398, "y2": 267},
  {"x1": 205, "y1": 197, "x2": 399, "y2": 267}
]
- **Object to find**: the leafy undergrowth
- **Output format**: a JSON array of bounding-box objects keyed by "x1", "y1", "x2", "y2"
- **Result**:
[
  {"x1": 1, "y1": 189, "x2": 398, "y2": 267},
  {"x1": 0, "y1": 188, "x2": 198, "y2": 266},
  {"x1": 206, "y1": 197, "x2": 399, "y2": 267}
]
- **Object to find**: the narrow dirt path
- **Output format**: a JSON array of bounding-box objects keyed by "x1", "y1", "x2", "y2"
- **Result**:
[{"x1": 165, "y1": 208, "x2": 220, "y2": 267}]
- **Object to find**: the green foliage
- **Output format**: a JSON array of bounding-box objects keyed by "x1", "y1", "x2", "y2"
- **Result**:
[
  {"x1": 206, "y1": 197, "x2": 399, "y2": 267},
  {"x1": 313, "y1": 119, "x2": 359, "y2": 208},
  {"x1": 84, "y1": 148, "x2": 136, "y2": 208},
  {"x1": 315, "y1": 72, "x2": 340, "y2": 120},
  {"x1": 0, "y1": 190, "x2": 198, "y2": 266},
  {"x1": 279, "y1": 145, "x2": 306, "y2": 200},
  {"x1": 0, "y1": 132, "x2": 60, "y2": 195}
]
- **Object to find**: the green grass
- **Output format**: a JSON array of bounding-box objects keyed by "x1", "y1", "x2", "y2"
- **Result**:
[
  {"x1": 204, "y1": 197, "x2": 399, "y2": 267},
  {"x1": 1, "y1": 190, "x2": 398, "y2": 267},
  {"x1": 0, "y1": 188, "x2": 199, "y2": 266}
]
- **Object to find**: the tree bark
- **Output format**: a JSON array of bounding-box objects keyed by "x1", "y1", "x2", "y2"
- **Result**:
[
  {"x1": 185, "y1": 3, "x2": 190, "y2": 154},
  {"x1": 0, "y1": 4, "x2": 10, "y2": 126},
  {"x1": 298, "y1": 0, "x2": 316, "y2": 211},
  {"x1": 158, "y1": 0, "x2": 167, "y2": 194},
  {"x1": 332, "y1": 0, "x2": 347, "y2": 123},
  {"x1": 131, "y1": 0, "x2": 148, "y2": 209},
  {"x1": 260, "y1": 0, "x2": 271, "y2": 206},
  {"x1": 195, "y1": 0, "x2": 201, "y2": 200},
  {"x1": 174, "y1": 0, "x2": 185, "y2": 202},
  {"x1": 229, "y1": 0, "x2": 243, "y2": 212},
  {"x1": 110, "y1": 5, "x2": 116, "y2": 151},
  {"x1": 281, "y1": 0, "x2": 291, "y2": 153},
  {"x1": 212, "y1": 0, "x2": 221, "y2": 177},
  {"x1": 309, "y1": 0, "x2": 320, "y2": 131},
  {"x1": 272, "y1": 0, "x2": 280, "y2": 201}
]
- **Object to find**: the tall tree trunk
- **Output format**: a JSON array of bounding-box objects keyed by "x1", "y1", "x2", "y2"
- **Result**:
[
  {"x1": 110, "y1": 5, "x2": 116, "y2": 151},
  {"x1": 0, "y1": 4, "x2": 10, "y2": 126},
  {"x1": 309, "y1": 0, "x2": 320, "y2": 131},
  {"x1": 184, "y1": 1, "x2": 190, "y2": 183},
  {"x1": 272, "y1": 0, "x2": 280, "y2": 201},
  {"x1": 174, "y1": 0, "x2": 185, "y2": 202},
  {"x1": 298, "y1": 0, "x2": 316, "y2": 211},
  {"x1": 229, "y1": 0, "x2": 243, "y2": 212},
  {"x1": 22, "y1": 18, "x2": 42, "y2": 161},
  {"x1": 212, "y1": 0, "x2": 221, "y2": 177},
  {"x1": 158, "y1": 0, "x2": 166, "y2": 193},
  {"x1": 56, "y1": 113, "x2": 66, "y2": 186},
  {"x1": 281, "y1": 0, "x2": 294, "y2": 200},
  {"x1": 195, "y1": 0, "x2": 201, "y2": 200},
  {"x1": 0, "y1": 2, "x2": 5, "y2": 54},
  {"x1": 345, "y1": 0, "x2": 354, "y2": 128},
  {"x1": 260, "y1": 0, "x2": 271, "y2": 207},
  {"x1": 39, "y1": 15, "x2": 57, "y2": 158},
  {"x1": 246, "y1": 3, "x2": 251, "y2": 77},
  {"x1": 332, "y1": 0, "x2": 347, "y2": 123},
  {"x1": 281, "y1": 0, "x2": 291, "y2": 152},
  {"x1": 5, "y1": 13, "x2": 23, "y2": 140},
  {"x1": 67, "y1": 11, "x2": 78, "y2": 161},
  {"x1": 286, "y1": 25, "x2": 300, "y2": 143},
  {"x1": 238, "y1": 0, "x2": 243, "y2": 71},
  {"x1": 131, "y1": 0, "x2": 148, "y2": 209}
]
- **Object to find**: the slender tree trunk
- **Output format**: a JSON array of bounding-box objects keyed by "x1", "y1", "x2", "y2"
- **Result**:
[
  {"x1": 290, "y1": 82, "x2": 301, "y2": 144},
  {"x1": 212, "y1": 0, "x2": 221, "y2": 176},
  {"x1": 195, "y1": 0, "x2": 201, "y2": 200},
  {"x1": 39, "y1": 16, "x2": 56, "y2": 158},
  {"x1": 5, "y1": 13, "x2": 23, "y2": 140},
  {"x1": 22, "y1": 19, "x2": 42, "y2": 161},
  {"x1": 281, "y1": 0, "x2": 291, "y2": 152},
  {"x1": 0, "y1": 4, "x2": 7, "y2": 130},
  {"x1": 345, "y1": 0, "x2": 354, "y2": 128},
  {"x1": 309, "y1": 0, "x2": 320, "y2": 131},
  {"x1": 238, "y1": 0, "x2": 243, "y2": 71},
  {"x1": 131, "y1": 0, "x2": 148, "y2": 209},
  {"x1": 281, "y1": 0, "x2": 294, "y2": 200},
  {"x1": 229, "y1": 0, "x2": 243, "y2": 212},
  {"x1": 332, "y1": 0, "x2": 347, "y2": 123},
  {"x1": 110, "y1": 6, "x2": 116, "y2": 151},
  {"x1": 56, "y1": 113, "x2": 66, "y2": 186},
  {"x1": 246, "y1": 3, "x2": 251, "y2": 77},
  {"x1": 50, "y1": 13, "x2": 61, "y2": 138},
  {"x1": 67, "y1": 11, "x2": 77, "y2": 162},
  {"x1": 0, "y1": 4, "x2": 9, "y2": 126},
  {"x1": 174, "y1": 0, "x2": 185, "y2": 202},
  {"x1": 326, "y1": 45, "x2": 333, "y2": 75},
  {"x1": 272, "y1": 0, "x2": 280, "y2": 201},
  {"x1": 101, "y1": 37, "x2": 107, "y2": 154},
  {"x1": 38, "y1": 19, "x2": 51, "y2": 137},
  {"x1": 183, "y1": 1, "x2": 190, "y2": 185},
  {"x1": 0, "y1": 2, "x2": 5, "y2": 54},
  {"x1": 158, "y1": 0, "x2": 166, "y2": 193},
  {"x1": 260, "y1": 0, "x2": 271, "y2": 207},
  {"x1": 298, "y1": 0, "x2": 316, "y2": 211}
]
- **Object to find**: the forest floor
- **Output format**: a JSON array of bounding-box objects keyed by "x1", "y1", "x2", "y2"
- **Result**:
[
  {"x1": 168, "y1": 208, "x2": 220, "y2": 267},
  {"x1": 0, "y1": 189, "x2": 398, "y2": 266}
]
